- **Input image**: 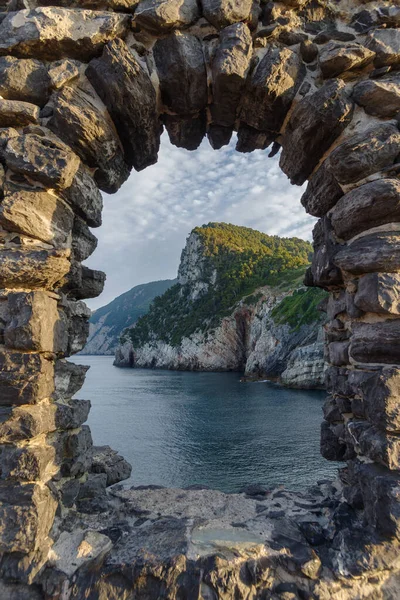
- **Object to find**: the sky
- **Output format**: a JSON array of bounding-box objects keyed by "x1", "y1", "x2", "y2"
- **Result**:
[{"x1": 85, "y1": 133, "x2": 317, "y2": 310}]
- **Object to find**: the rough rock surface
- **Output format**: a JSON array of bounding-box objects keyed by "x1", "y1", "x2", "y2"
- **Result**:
[
  {"x1": 353, "y1": 75, "x2": 400, "y2": 118},
  {"x1": 134, "y1": 0, "x2": 200, "y2": 33},
  {"x1": 202, "y1": 0, "x2": 253, "y2": 29},
  {"x1": 0, "y1": 56, "x2": 50, "y2": 106},
  {"x1": 318, "y1": 41, "x2": 375, "y2": 78}
]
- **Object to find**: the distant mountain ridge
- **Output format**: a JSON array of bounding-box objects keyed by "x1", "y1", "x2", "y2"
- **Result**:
[{"x1": 81, "y1": 279, "x2": 177, "y2": 355}]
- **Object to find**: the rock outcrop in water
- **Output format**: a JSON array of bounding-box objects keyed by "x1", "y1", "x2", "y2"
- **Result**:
[{"x1": 114, "y1": 224, "x2": 327, "y2": 388}]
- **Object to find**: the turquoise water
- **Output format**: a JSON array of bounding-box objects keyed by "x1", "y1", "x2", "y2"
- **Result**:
[{"x1": 72, "y1": 356, "x2": 337, "y2": 492}]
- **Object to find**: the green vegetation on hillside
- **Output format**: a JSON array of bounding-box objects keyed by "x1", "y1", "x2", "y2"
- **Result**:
[
  {"x1": 123, "y1": 223, "x2": 314, "y2": 348},
  {"x1": 271, "y1": 287, "x2": 327, "y2": 331}
]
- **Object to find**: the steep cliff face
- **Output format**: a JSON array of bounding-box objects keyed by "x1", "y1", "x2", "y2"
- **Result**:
[
  {"x1": 82, "y1": 279, "x2": 176, "y2": 355},
  {"x1": 114, "y1": 224, "x2": 326, "y2": 388}
]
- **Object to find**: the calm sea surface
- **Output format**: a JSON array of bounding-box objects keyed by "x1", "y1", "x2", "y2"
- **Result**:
[{"x1": 71, "y1": 356, "x2": 338, "y2": 492}]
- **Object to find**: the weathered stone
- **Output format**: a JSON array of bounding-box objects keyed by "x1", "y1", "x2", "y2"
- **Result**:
[
  {"x1": 48, "y1": 85, "x2": 129, "y2": 194},
  {"x1": 202, "y1": 0, "x2": 252, "y2": 29},
  {"x1": 309, "y1": 217, "x2": 343, "y2": 288},
  {"x1": 4, "y1": 291, "x2": 66, "y2": 353},
  {"x1": 300, "y1": 39, "x2": 318, "y2": 63},
  {"x1": 328, "y1": 341, "x2": 349, "y2": 366},
  {"x1": 0, "y1": 8, "x2": 129, "y2": 61},
  {"x1": 63, "y1": 264, "x2": 106, "y2": 300},
  {"x1": 47, "y1": 58, "x2": 80, "y2": 90},
  {"x1": 53, "y1": 359, "x2": 89, "y2": 401},
  {"x1": 350, "y1": 321, "x2": 400, "y2": 365},
  {"x1": 353, "y1": 76, "x2": 400, "y2": 118},
  {"x1": 72, "y1": 217, "x2": 97, "y2": 262},
  {"x1": 0, "y1": 180, "x2": 74, "y2": 246},
  {"x1": 164, "y1": 113, "x2": 206, "y2": 151},
  {"x1": 207, "y1": 123, "x2": 232, "y2": 149},
  {"x1": 321, "y1": 420, "x2": 346, "y2": 461},
  {"x1": 0, "y1": 248, "x2": 70, "y2": 290},
  {"x1": 3, "y1": 132, "x2": 80, "y2": 190},
  {"x1": 56, "y1": 425, "x2": 93, "y2": 477},
  {"x1": 361, "y1": 368, "x2": 400, "y2": 433},
  {"x1": 300, "y1": 160, "x2": 343, "y2": 217},
  {"x1": 239, "y1": 46, "x2": 305, "y2": 137},
  {"x1": 366, "y1": 28, "x2": 400, "y2": 68},
  {"x1": 357, "y1": 425, "x2": 400, "y2": 470},
  {"x1": 77, "y1": 473, "x2": 108, "y2": 512},
  {"x1": 334, "y1": 232, "x2": 400, "y2": 275},
  {"x1": 37, "y1": 0, "x2": 139, "y2": 8},
  {"x1": 134, "y1": 0, "x2": 199, "y2": 33},
  {"x1": 0, "y1": 481, "x2": 56, "y2": 553},
  {"x1": 0, "y1": 444, "x2": 55, "y2": 481},
  {"x1": 0, "y1": 351, "x2": 54, "y2": 406},
  {"x1": 323, "y1": 395, "x2": 342, "y2": 423},
  {"x1": 211, "y1": 23, "x2": 252, "y2": 128},
  {"x1": 328, "y1": 123, "x2": 400, "y2": 185},
  {"x1": 154, "y1": 32, "x2": 207, "y2": 115},
  {"x1": 235, "y1": 123, "x2": 273, "y2": 153},
  {"x1": 357, "y1": 461, "x2": 400, "y2": 538},
  {"x1": 331, "y1": 179, "x2": 400, "y2": 242},
  {"x1": 0, "y1": 56, "x2": 50, "y2": 106},
  {"x1": 0, "y1": 99, "x2": 39, "y2": 127},
  {"x1": 355, "y1": 273, "x2": 400, "y2": 316},
  {"x1": 61, "y1": 166, "x2": 102, "y2": 229},
  {"x1": 60, "y1": 298, "x2": 91, "y2": 355},
  {"x1": 280, "y1": 79, "x2": 353, "y2": 185},
  {"x1": 0, "y1": 399, "x2": 90, "y2": 442},
  {"x1": 91, "y1": 445, "x2": 132, "y2": 486},
  {"x1": 318, "y1": 41, "x2": 375, "y2": 78},
  {"x1": 86, "y1": 38, "x2": 160, "y2": 172}
]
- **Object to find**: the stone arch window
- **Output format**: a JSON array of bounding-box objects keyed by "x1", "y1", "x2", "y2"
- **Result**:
[{"x1": 0, "y1": 1, "x2": 399, "y2": 597}]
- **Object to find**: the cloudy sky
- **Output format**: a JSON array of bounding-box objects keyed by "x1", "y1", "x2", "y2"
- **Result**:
[{"x1": 85, "y1": 133, "x2": 317, "y2": 310}]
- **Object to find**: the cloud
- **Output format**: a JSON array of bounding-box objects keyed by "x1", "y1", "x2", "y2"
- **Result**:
[{"x1": 85, "y1": 132, "x2": 316, "y2": 309}]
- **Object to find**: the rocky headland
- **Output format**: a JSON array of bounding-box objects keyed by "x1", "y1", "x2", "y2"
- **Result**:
[{"x1": 114, "y1": 223, "x2": 327, "y2": 388}]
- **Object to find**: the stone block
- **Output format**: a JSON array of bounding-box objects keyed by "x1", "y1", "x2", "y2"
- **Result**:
[
  {"x1": 63, "y1": 264, "x2": 106, "y2": 300},
  {"x1": 0, "y1": 248, "x2": 70, "y2": 290},
  {"x1": 0, "y1": 7, "x2": 129, "y2": 61},
  {"x1": 328, "y1": 341, "x2": 350, "y2": 367},
  {"x1": 331, "y1": 179, "x2": 400, "y2": 242},
  {"x1": 320, "y1": 420, "x2": 346, "y2": 461},
  {"x1": 366, "y1": 28, "x2": 400, "y2": 68},
  {"x1": 357, "y1": 461, "x2": 400, "y2": 538},
  {"x1": 202, "y1": 0, "x2": 252, "y2": 29},
  {"x1": 239, "y1": 45, "x2": 304, "y2": 136},
  {"x1": 355, "y1": 273, "x2": 400, "y2": 315},
  {"x1": 358, "y1": 425, "x2": 400, "y2": 471},
  {"x1": 334, "y1": 232, "x2": 400, "y2": 275},
  {"x1": 235, "y1": 123, "x2": 272, "y2": 152},
  {"x1": 0, "y1": 179, "x2": 74, "y2": 246},
  {"x1": 91, "y1": 445, "x2": 132, "y2": 486},
  {"x1": 0, "y1": 99, "x2": 40, "y2": 128},
  {"x1": 134, "y1": 0, "x2": 200, "y2": 33},
  {"x1": 86, "y1": 38, "x2": 160, "y2": 172},
  {"x1": 353, "y1": 75, "x2": 400, "y2": 118},
  {"x1": 0, "y1": 481, "x2": 57, "y2": 553},
  {"x1": 61, "y1": 165, "x2": 103, "y2": 228},
  {"x1": 71, "y1": 216, "x2": 97, "y2": 262},
  {"x1": 0, "y1": 351, "x2": 54, "y2": 406},
  {"x1": 300, "y1": 160, "x2": 343, "y2": 218},
  {"x1": 48, "y1": 84, "x2": 129, "y2": 194},
  {"x1": 164, "y1": 113, "x2": 206, "y2": 151},
  {"x1": 59, "y1": 298, "x2": 91, "y2": 355},
  {"x1": 54, "y1": 425, "x2": 93, "y2": 478},
  {"x1": 212, "y1": 23, "x2": 252, "y2": 128},
  {"x1": 318, "y1": 41, "x2": 375, "y2": 78},
  {"x1": 350, "y1": 321, "x2": 400, "y2": 365},
  {"x1": 280, "y1": 79, "x2": 353, "y2": 185},
  {"x1": 0, "y1": 443, "x2": 55, "y2": 481},
  {"x1": 0, "y1": 56, "x2": 50, "y2": 106},
  {"x1": 328, "y1": 123, "x2": 400, "y2": 185},
  {"x1": 310, "y1": 217, "x2": 343, "y2": 288},
  {"x1": 48, "y1": 58, "x2": 80, "y2": 90},
  {"x1": 4, "y1": 291, "x2": 67, "y2": 353},
  {"x1": 3, "y1": 131, "x2": 80, "y2": 190},
  {"x1": 53, "y1": 359, "x2": 89, "y2": 401},
  {"x1": 362, "y1": 368, "x2": 400, "y2": 432}
]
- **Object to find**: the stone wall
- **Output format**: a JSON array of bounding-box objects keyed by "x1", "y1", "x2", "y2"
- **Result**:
[{"x1": 0, "y1": 0, "x2": 399, "y2": 597}]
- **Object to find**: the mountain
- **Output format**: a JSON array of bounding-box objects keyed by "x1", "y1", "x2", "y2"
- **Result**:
[
  {"x1": 81, "y1": 279, "x2": 177, "y2": 355},
  {"x1": 114, "y1": 223, "x2": 327, "y2": 388}
]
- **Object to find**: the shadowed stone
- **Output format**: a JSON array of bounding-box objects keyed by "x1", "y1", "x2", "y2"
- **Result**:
[
  {"x1": 357, "y1": 462, "x2": 400, "y2": 538},
  {"x1": 0, "y1": 352, "x2": 54, "y2": 406},
  {"x1": 362, "y1": 368, "x2": 400, "y2": 432},
  {"x1": 134, "y1": 0, "x2": 199, "y2": 34},
  {"x1": 0, "y1": 56, "x2": 50, "y2": 106},
  {"x1": 334, "y1": 233, "x2": 400, "y2": 275},
  {"x1": 355, "y1": 273, "x2": 400, "y2": 315},
  {"x1": 3, "y1": 132, "x2": 80, "y2": 190},
  {"x1": 331, "y1": 179, "x2": 400, "y2": 241},
  {"x1": 236, "y1": 123, "x2": 273, "y2": 152},
  {"x1": 164, "y1": 113, "x2": 206, "y2": 150},
  {"x1": 202, "y1": 0, "x2": 252, "y2": 29},
  {"x1": 0, "y1": 444, "x2": 55, "y2": 482},
  {"x1": 358, "y1": 426, "x2": 400, "y2": 471},
  {"x1": 353, "y1": 76, "x2": 400, "y2": 118},
  {"x1": 350, "y1": 321, "x2": 400, "y2": 365},
  {"x1": 47, "y1": 58, "x2": 80, "y2": 90},
  {"x1": 328, "y1": 123, "x2": 400, "y2": 185},
  {"x1": 71, "y1": 216, "x2": 97, "y2": 262},
  {"x1": 0, "y1": 180, "x2": 74, "y2": 246},
  {"x1": 239, "y1": 45, "x2": 305, "y2": 137},
  {"x1": 366, "y1": 28, "x2": 400, "y2": 68},
  {"x1": 280, "y1": 79, "x2": 353, "y2": 185},
  {"x1": 309, "y1": 217, "x2": 343, "y2": 288},
  {"x1": 0, "y1": 248, "x2": 70, "y2": 290},
  {"x1": 211, "y1": 23, "x2": 252, "y2": 128},
  {"x1": 318, "y1": 41, "x2": 375, "y2": 78},
  {"x1": 0, "y1": 100, "x2": 39, "y2": 127},
  {"x1": 37, "y1": 0, "x2": 139, "y2": 8},
  {"x1": 207, "y1": 123, "x2": 232, "y2": 149},
  {"x1": 321, "y1": 420, "x2": 346, "y2": 461},
  {"x1": 60, "y1": 298, "x2": 91, "y2": 355},
  {"x1": 0, "y1": 8, "x2": 129, "y2": 61},
  {"x1": 4, "y1": 291, "x2": 66, "y2": 353},
  {"x1": 300, "y1": 160, "x2": 343, "y2": 217},
  {"x1": 62, "y1": 264, "x2": 106, "y2": 300},
  {"x1": 48, "y1": 85, "x2": 129, "y2": 194},
  {"x1": 0, "y1": 482, "x2": 57, "y2": 553},
  {"x1": 154, "y1": 32, "x2": 207, "y2": 115},
  {"x1": 86, "y1": 38, "x2": 160, "y2": 172},
  {"x1": 53, "y1": 360, "x2": 89, "y2": 401},
  {"x1": 55, "y1": 425, "x2": 93, "y2": 477},
  {"x1": 61, "y1": 166, "x2": 103, "y2": 228},
  {"x1": 328, "y1": 341, "x2": 349, "y2": 366},
  {"x1": 91, "y1": 445, "x2": 132, "y2": 486}
]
